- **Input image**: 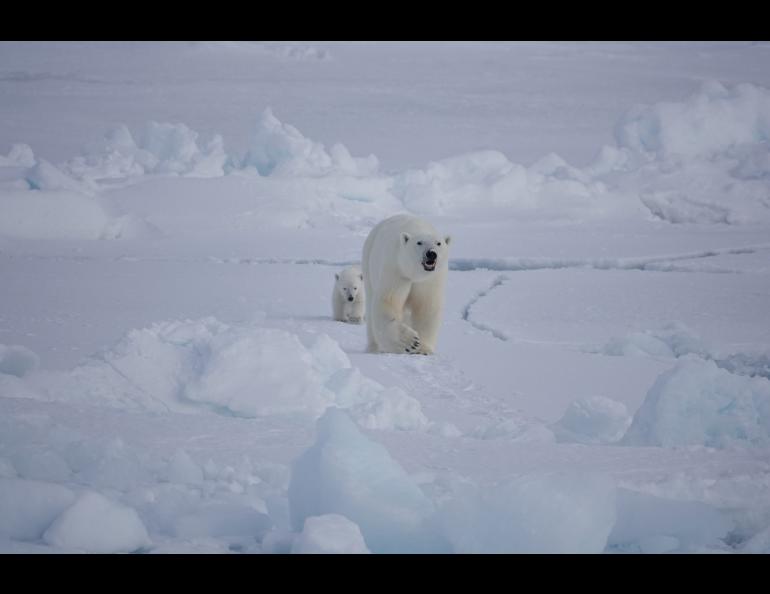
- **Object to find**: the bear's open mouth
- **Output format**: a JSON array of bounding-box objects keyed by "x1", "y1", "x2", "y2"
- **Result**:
[{"x1": 422, "y1": 261, "x2": 436, "y2": 272}]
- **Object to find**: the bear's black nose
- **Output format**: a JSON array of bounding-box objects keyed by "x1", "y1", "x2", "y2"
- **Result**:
[
  {"x1": 425, "y1": 250, "x2": 437, "y2": 262},
  {"x1": 348, "y1": 296, "x2": 354, "y2": 302}
]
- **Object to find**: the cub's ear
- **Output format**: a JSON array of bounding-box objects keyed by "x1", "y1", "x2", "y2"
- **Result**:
[
  {"x1": 401, "y1": 232, "x2": 411, "y2": 245},
  {"x1": 335, "y1": 273, "x2": 339, "y2": 281},
  {"x1": 444, "y1": 235, "x2": 452, "y2": 246}
]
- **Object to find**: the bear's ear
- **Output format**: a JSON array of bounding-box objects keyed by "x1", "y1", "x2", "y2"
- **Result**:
[
  {"x1": 444, "y1": 235, "x2": 452, "y2": 246},
  {"x1": 335, "y1": 273, "x2": 339, "y2": 281},
  {"x1": 401, "y1": 232, "x2": 411, "y2": 245}
]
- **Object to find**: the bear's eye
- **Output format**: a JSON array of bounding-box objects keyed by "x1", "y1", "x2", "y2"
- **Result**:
[
  {"x1": 417, "y1": 241, "x2": 423, "y2": 246},
  {"x1": 437, "y1": 242, "x2": 442, "y2": 246}
]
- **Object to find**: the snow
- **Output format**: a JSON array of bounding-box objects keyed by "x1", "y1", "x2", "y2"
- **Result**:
[
  {"x1": 0, "y1": 190, "x2": 114, "y2": 240},
  {"x1": 2, "y1": 41, "x2": 770, "y2": 553}
]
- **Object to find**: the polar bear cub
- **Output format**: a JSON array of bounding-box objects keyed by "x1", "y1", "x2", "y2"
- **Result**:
[
  {"x1": 333, "y1": 265, "x2": 365, "y2": 324},
  {"x1": 362, "y1": 214, "x2": 451, "y2": 355}
]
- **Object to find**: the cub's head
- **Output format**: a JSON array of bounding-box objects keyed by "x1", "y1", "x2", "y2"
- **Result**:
[
  {"x1": 398, "y1": 231, "x2": 451, "y2": 281},
  {"x1": 335, "y1": 266, "x2": 364, "y2": 303}
]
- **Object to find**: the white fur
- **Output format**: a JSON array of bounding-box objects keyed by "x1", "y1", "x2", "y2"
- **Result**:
[
  {"x1": 362, "y1": 214, "x2": 451, "y2": 355},
  {"x1": 333, "y1": 265, "x2": 365, "y2": 324}
]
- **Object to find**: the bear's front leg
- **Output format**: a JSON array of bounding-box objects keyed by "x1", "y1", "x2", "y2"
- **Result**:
[
  {"x1": 343, "y1": 302, "x2": 364, "y2": 325},
  {"x1": 385, "y1": 319, "x2": 421, "y2": 353}
]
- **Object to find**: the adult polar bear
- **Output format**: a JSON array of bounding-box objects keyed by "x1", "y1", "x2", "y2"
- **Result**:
[{"x1": 362, "y1": 214, "x2": 451, "y2": 355}]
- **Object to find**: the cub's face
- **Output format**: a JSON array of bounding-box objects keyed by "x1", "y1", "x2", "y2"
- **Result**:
[
  {"x1": 336, "y1": 269, "x2": 364, "y2": 303},
  {"x1": 398, "y1": 231, "x2": 451, "y2": 280}
]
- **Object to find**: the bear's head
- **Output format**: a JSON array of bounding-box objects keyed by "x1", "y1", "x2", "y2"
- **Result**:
[
  {"x1": 398, "y1": 231, "x2": 451, "y2": 280},
  {"x1": 335, "y1": 266, "x2": 364, "y2": 303}
]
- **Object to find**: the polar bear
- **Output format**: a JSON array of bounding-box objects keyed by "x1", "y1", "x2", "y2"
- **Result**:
[
  {"x1": 333, "y1": 265, "x2": 365, "y2": 324},
  {"x1": 362, "y1": 214, "x2": 451, "y2": 355}
]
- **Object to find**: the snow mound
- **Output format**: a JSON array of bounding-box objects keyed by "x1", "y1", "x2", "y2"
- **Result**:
[
  {"x1": 291, "y1": 514, "x2": 370, "y2": 554},
  {"x1": 0, "y1": 344, "x2": 39, "y2": 378},
  {"x1": 0, "y1": 144, "x2": 35, "y2": 168},
  {"x1": 599, "y1": 322, "x2": 711, "y2": 359},
  {"x1": 616, "y1": 80, "x2": 770, "y2": 159},
  {"x1": 622, "y1": 359, "x2": 770, "y2": 448},
  {"x1": 267, "y1": 44, "x2": 332, "y2": 62},
  {"x1": 242, "y1": 108, "x2": 379, "y2": 177},
  {"x1": 439, "y1": 472, "x2": 617, "y2": 553},
  {"x1": 607, "y1": 81, "x2": 770, "y2": 224},
  {"x1": 349, "y1": 386, "x2": 430, "y2": 431},
  {"x1": 26, "y1": 159, "x2": 94, "y2": 193},
  {"x1": 393, "y1": 150, "x2": 611, "y2": 219},
  {"x1": 323, "y1": 368, "x2": 431, "y2": 432},
  {"x1": 61, "y1": 318, "x2": 350, "y2": 417},
  {"x1": 551, "y1": 396, "x2": 631, "y2": 445},
  {"x1": 64, "y1": 122, "x2": 228, "y2": 181},
  {"x1": 43, "y1": 318, "x2": 429, "y2": 428},
  {"x1": 288, "y1": 408, "x2": 448, "y2": 553},
  {"x1": 43, "y1": 491, "x2": 150, "y2": 553}
]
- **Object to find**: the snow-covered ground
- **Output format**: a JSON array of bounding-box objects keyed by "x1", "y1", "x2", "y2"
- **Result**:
[{"x1": 2, "y1": 41, "x2": 770, "y2": 554}]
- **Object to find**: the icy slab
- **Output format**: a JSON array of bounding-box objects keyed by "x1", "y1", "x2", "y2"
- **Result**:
[
  {"x1": 26, "y1": 160, "x2": 93, "y2": 193},
  {"x1": 622, "y1": 359, "x2": 770, "y2": 448},
  {"x1": 243, "y1": 108, "x2": 379, "y2": 177},
  {"x1": 288, "y1": 408, "x2": 447, "y2": 553},
  {"x1": 65, "y1": 122, "x2": 228, "y2": 180},
  {"x1": 291, "y1": 514, "x2": 370, "y2": 554},
  {"x1": 439, "y1": 472, "x2": 617, "y2": 553}
]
